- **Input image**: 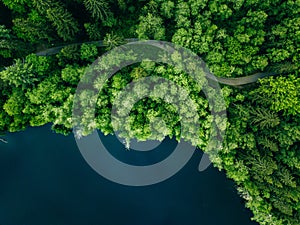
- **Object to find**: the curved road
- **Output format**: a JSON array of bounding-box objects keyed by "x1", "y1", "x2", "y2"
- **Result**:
[
  {"x1": 36, "y1": 38, "x2": 139, "y2": 56},
  {"x1": 36, "y1": 39, "x2": 282, "y2": 87}
]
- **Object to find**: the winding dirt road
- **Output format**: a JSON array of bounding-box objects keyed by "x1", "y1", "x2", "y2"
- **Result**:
[{"x1": 36, "y1": 39, "x2": 281, "y2": 87}]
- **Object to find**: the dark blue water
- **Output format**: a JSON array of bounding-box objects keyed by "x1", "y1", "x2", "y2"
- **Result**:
[{"x1": 0, "y1": 125, "x2": 258, "y2": 225}]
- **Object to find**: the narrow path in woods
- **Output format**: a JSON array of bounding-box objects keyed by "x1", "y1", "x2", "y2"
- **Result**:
[{"x1": 36, "y1": 39, "x2": 281, "y2": 87}]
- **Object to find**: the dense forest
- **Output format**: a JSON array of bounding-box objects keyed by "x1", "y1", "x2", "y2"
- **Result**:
[{"x1": 0, "y1": 0, "x2": 299, "y2": 224}]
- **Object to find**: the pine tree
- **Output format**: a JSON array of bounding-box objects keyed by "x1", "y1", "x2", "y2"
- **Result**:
[
  {"x1": 46, "y1": 6, "x2": 79, "y2": 41},
  {"x1": 83, "y1": 0, "x2": 110, "y2": 21},
  {"x1": 103, "y1": 32, "x2": 125, "y2": 51},
  {"x1": 257, "y1": 136, "x2": 279, "y2": 152},
  {"x1": 250, "y1": 107, "x2": 280, "y2": 129},
  {"x1": 33, "y1": 0, "x2": 79, "y2": 41},
  {"x1": 12, "y1": 17, "x2": 54, "y2": 44},
  {"x1": 0, "y1": 25, "x2": 13, "y2": 58}
]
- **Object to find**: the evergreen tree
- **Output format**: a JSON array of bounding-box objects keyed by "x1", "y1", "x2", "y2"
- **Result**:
[
  {"x1": 83, "y1": 0, "x2": 110, "y2": 21},
  {"x1": 33, "y1": 0, "x2": 79, "y2": 41}
]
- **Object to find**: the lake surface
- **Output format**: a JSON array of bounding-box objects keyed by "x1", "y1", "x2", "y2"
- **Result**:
[{"x1": 0, "y1": 124, "x2": 258, "y2": 225}]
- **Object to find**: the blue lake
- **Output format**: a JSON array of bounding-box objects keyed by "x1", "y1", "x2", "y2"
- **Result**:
[{"x1": 0, "y1": 124, "x2": 258, "y2": 225}]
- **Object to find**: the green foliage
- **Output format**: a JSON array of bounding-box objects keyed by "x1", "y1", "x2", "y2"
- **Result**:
[
  {"x1": 1, "y1": 0, "x2": 31, "y2": 13},
  {"x1": 249, "y1": 107, "x2": 280, "y2": 129},
  {"x1": 84, "y1": 23, "x2": 102, "y2": 40},
  {"x1": 136, "y1": 0, "x2": 300, "y2": 77},
  {"x1": 2, "y1": 88, "x2": 29, "y2": 132},
  {"x1": 32, "y1": 0, "x2": 79, "y2": 41},
  {"x1": 136, "y1": 13, "x2": 166, "y2": 40},
  {"x1": 12, "y1": 10, "x2": 54, "y2": 43},
  {"x1": 0, "y1": 25, "x2": 31, "y2": 62},
  {"x1": 56, "y1": 45, "x2": 81, "y2": 66},
  {"x1": 80, "y1": 43, "x2": 98, "y2": 62},
  {"x1": 0, "y1": 25, "x2": 14, "y2": 58},
  {"x1": 1, "y1": 59, "x2": 36, "y2": 89},
  {"x1": 61, "y1": 64, "x2": 85, "y2": 85},
  {"x1": 160, "y1": 1, "x2": 175, "y2": 18},
  {"x1": 0, "y1": 54, "x2": 51, "y2": 89},
  {"x1": 130, "y1": 67, "x2": 147, "y2": 81},
  {"x1": 250, "y1": 75, "x2": 300, "y2": 116},
  {"x1": 222, "y1": 77, "x2": 300, "y2": 225},
  {"x1": 1, "y1": 1, "x2": 300, "y2": 225},
  {"x1": 23, "y1": 73, "x2": 72, "y2": 128},
  {"x1": 257, "y1": 136, "x2": 279, "y2": 152},
  {"x1": 51, "y1": 94, "x2": 74, "y2": 134},
  {"x1": 103, "y1": 32, "x2": 125, "y2": 51},
  {"x1": 25, "y1": 54, "x2": 52, "y2": 76},
  {"x1": 45, "y1": 6, "x2": 79, "y2": 41},
  {"x1": 83, "y1": 0, "x2": 110, "y2": 21}
]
